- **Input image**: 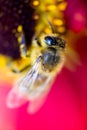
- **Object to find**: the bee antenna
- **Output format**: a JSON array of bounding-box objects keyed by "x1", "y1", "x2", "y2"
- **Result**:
[
  {"x1": 44, "y1": 14, "x2": 55, "y2": 33},
  {"x1": 48, "y1": 20, "x2": 55, "y2": 33}
]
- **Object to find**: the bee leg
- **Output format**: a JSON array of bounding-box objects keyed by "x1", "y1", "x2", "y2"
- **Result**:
[
  {"x1": 33, "y1": 35, "x2": 42, "y2": 47},
  {"x1": 7, "y1": 58, "x2": 31, "y2": 73},
  {"x1": 11, "y1": 64, "x2": 31, "y2": 73},
  {"x1": 36, "y1": 38, "x2": 42, "y2": 47},
  {"x1": 19, "y1": 33, "x2": 29, "y2": 58}
]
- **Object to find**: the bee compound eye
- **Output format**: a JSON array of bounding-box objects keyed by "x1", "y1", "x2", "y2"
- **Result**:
[{"x1": 44, "y1": 36, "x2": 54, "y2": 46}]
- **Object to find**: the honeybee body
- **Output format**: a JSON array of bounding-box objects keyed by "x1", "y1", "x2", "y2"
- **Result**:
[
  {"x1": 31, "y1": 33, "x2": 65, "y2": 69},
  {"x1": 6, "y1": 32, "x2": 66, "y2": 113}
]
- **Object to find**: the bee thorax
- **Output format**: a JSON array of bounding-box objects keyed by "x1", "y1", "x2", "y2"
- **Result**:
[{"x1": 41, "y1": 47, "x2": 60, "y2": 72}]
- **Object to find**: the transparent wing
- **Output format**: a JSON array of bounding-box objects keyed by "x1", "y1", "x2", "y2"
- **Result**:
[
  {"x1": 27, "y1": 93, "x2": 48, "y2": 114},
  {"x1": 27, "y1": 76, "x2": 53, "y2": 114},
  {"x1": 6, "y1": 56, "x2": 42, "y2": 108},
  {"x1": 64, "y1": 47, "x2": 81, "y2": 71}
]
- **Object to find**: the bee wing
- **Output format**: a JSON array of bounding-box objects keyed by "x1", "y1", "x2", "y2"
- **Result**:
[
  {"x1": 6, "y1": 56, "x2": 42, "y2": 108},
  {"x1": 6, "y1": 83, "x2": 28, "y2": 108},
  {"x1": 27, "y1": 76, "x2": 53, "y2": 114},
  {"x1": 27, "y1": 93, "x2": 47, "y2": 114},
  {"x1": 64, "y1": 47, "x2": 81, "y2": 71}
]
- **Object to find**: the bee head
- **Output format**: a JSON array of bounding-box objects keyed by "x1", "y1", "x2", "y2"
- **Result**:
[
  {"x1": 43, "y1": 17, "x2": 66, "y2": 49},
  {"x1": 44, "y1": 35, "x2": 66, "y2": 49}
]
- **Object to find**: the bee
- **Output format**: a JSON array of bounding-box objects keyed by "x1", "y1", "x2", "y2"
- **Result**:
[{"x1": 6, "y1": 21, "x2": 66, "y2": 114}]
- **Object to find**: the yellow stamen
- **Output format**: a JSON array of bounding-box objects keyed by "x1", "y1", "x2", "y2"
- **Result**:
[
  {"x1": 17, "y1": 25, "x2": 23, "y2": 33},
  {"x1": 53, "y1": 19, "x2": 63, "y2": 26},
  {"x1": 32, "y1": 0, "x2": 39, "y2": 6}
]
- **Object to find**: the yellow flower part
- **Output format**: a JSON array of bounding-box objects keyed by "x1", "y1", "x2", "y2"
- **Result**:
[
  {"x1": 0, "y1": 0, "x2": 68, "y2": 83},
  {"x1": 17, "y1": 25, "x2": 23, "y2": 33},
  {"x1": 0, "y1": 55, "x2": 8, "y2": 68}
]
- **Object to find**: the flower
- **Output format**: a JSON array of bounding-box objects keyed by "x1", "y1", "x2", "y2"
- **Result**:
[
  {"x1": 0, "y1": 0, "x2": 36, "y2": 59},
  {"x1": 0, "y1": 0, "x2": 87, "y2": 130},
  {"x1": 65, "y1": 0, "x2": 87, "y2": 32}
]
